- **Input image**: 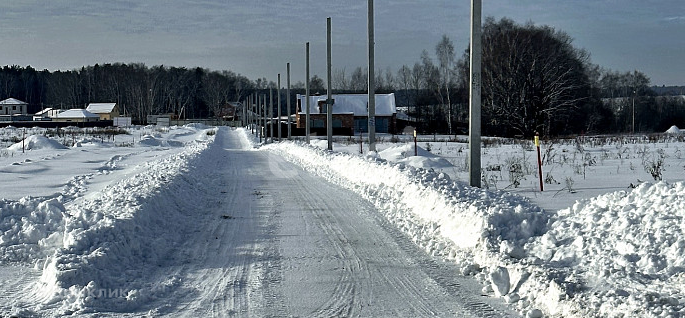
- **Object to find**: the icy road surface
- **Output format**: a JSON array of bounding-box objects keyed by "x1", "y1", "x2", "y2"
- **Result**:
[
  {"x1": 1, "y1": 127, "x2": 519, "y2": 317},
  {"x1": 163, "y1": 129, "x2": 518, "y2": 317}
]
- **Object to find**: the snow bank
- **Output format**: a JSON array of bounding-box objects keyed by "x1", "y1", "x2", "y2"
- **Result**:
[
  {"x1": 138, "y1": 134, "x2": 184, "y2": 147},
  {"x1": 252, "y1": 131, "x2": 685, "y2": 317},
  {"x1": 0, "y1": 198, "x2": 66, "y2": 265},
  {"x1": 0, "y1": 125, "x2": 217, "y2": 315},
  {"x1": 8, "y1": 135, "x2": 67, "y2": 151},
  {"x1": 31, "y1": 136, "x2": 213, "y2": 314},
  {"x1": 526, "y1": 181, "x2": 685, "y2": 317},
  {"x1": 378, "y1": 144, "x2": 454, "y2": 169}
]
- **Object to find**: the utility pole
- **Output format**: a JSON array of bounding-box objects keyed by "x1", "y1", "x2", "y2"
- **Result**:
[
  {"x1": 269, "y1": 88, "x2": 274, "y2": 142},
  {"x1": 258, "y1": 93, "x2": 262, "y2": 142},
  {"x1": 263, "y1": 94, "x2": 268, "y2": 143},
  {"x1": 249, "y1": 94, "x2": 253, "y2": 133},
  {"x1": 278, "y1": 73, "x2": 282, "y2": 141},
  {"x1": 305, "y1": 42, "x2": 311, "y2": 144},
  {"x1": 469, "y1": 0, "x2": 482, "y2": 188},
  {"x1": 367, "y1": 0, "x2": 376, "y2": 152},
  {"x1": 327, "y1": 17, "x2": 334, "y2": 151},
  {"x1": 287, "y1": 63, "x2": 292, "y2": 139},
  {"x1": 632, "y1": 90, "x2": 636, "y2": 134}
]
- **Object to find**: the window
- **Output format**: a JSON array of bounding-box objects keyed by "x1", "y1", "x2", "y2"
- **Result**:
[
  {"x1": 312, "y1": 119, "x2": 325, "y2": 128},
  {"x1": 333, "y1": 119, "x2": 343, "y2": 128}
]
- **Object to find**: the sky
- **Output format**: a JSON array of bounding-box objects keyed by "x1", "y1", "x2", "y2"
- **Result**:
[{"x1": 0, "y1": 0, "x2": 683, "y2": 86}]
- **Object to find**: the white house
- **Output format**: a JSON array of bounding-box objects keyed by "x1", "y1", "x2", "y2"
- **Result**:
[
  {"x1": 86, "y1": 103, "x2": 120, "y2": 120},
  {"x1": 0, "y1": 98, "x2": 28, "y2": 116},
  {"x1": 53, "y1": 109, "x2": 100, "y2": 123}
]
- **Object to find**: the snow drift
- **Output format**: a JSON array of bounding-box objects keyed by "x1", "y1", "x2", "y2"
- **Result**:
[{"x1": 8, "y1": 135, "x2": 67, "y2": 151}]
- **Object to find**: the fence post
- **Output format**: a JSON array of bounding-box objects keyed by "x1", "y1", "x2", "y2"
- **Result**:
[{"x1": 535, "y1": 132, "x2": 543, "y2": 191}]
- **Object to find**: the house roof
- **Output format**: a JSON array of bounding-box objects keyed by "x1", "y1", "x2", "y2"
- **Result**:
[
  {"x1": 0, "y1": 98, "x2": 28, "y2": 105},
  {"x1": 297, "y1": 93, "x2": 396, "y2": 116},
  {"x1": 86, "y1": 103, "x2": 117, "y2": 114},
  {"x1": 56, "y1": 109, "x2": 100, "y2": 118},
  {"x1": 34, "y1": 108, "x2": 53, "y2": 116}
]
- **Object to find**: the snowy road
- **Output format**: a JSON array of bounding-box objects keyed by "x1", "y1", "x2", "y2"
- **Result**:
[
  {"x1": 1, "y1": 127, "x2": 519, "y2": 317},
  {"x1": 157, "y1": 128, "x2": 518, "y2": 317}
]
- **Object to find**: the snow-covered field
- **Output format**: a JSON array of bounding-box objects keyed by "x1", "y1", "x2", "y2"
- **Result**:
[{"x1": 2, "y1": 124, "x2": 685, "y2": 317}]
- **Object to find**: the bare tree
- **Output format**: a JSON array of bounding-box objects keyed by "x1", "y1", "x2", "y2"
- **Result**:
[
  {"x1": 350, "y1": 67, "x2": 367, "y2": 92},
  {"x1": 436, "y1": 34, "x2": 455, "y2": 134},
  {"x1": 332, "y1": 68, "x2": 349, "y2": 91}
]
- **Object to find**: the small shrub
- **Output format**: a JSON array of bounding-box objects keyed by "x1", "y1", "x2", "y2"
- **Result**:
[
  {"x1": 645, "y1": 154, "x2": 665, "y2": 181},
  {"x1": 545, "y1": 172, "x2": 559, "y2": 185},
  {"x1": 504, "y1": 157, "x2": 525, "y2": 188},
  {"x1": 565, "y1": 177, "x2": 575, "y2": 193}
]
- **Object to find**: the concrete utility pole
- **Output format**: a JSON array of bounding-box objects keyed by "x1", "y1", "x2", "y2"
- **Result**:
[
  {"x1": 305, "y1": 42, "x2": 311, "y2": 144},
  {"x1": 367, "y1": 0, "x2": 376, "y2": 152},
  {"x1": 269, "y1": 88, "x2": 274, "y2": 142},
  {"x1": 287, "y1": 63, "x2": 292, "y2": 139},
  {"x1": 258, "y1": 93, "x2": 262, "y2": 142},
  {"x1": 632, "y1": 90, "x2": 636, "y2": 134},
  {"x1": 278, "y1": 74, "x2": 282, "y2": 141},
  {"x1": 249, "y1": 95, "x2": 253, "y2": 133},
  {"x1": 469, "y1": 0, "x2": 482, "y2": 188},
  {"x1": 263, "y1": 94, "x2": 268, "y2": 143},
  {"x1": 327, "y1": 17, "x2": 333, "y2": 151}
]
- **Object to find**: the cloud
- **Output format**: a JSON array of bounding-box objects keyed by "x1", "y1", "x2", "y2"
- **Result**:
[{"x1": 664, "y1": 16, "x2": 685, "y2": 23}]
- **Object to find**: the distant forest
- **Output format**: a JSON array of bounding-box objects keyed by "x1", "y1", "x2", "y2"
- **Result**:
[{"x1": 1, "y1": 18, "x2": 684, "y2": 136}]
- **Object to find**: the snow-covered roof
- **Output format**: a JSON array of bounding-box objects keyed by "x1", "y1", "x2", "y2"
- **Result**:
[
  {"x1": 56, "y1": 109, "x2": 100, "y2": 118},
  {"x1": 34, "y1": 108, "x2": 53, "y2": 116},
  {"x1": 0, "y1": 98, "x2": 27, "y2": 105},
  {"x1": 297, "y1": 93, "x2": 396, "y2": 116},
  {"x1": 86, "y1": 103, "x2": 117, "y2": 114}
]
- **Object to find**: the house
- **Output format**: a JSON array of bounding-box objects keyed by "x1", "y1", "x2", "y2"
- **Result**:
[
  {"x1": 53, "y1": 109, "x2": 100, "y2": 123},
  {"x1": 216, "y1": 102, "x2": 240, "y2": 120},
  {"x1": 86, "y1": 103, "x2": 120, "y2": 120},
  {"x1": 33, "y1": 108, "x2": 63, "y2": 121},
  {"x1": 0, "y1": 98, "x2": 28, "y2": 116},
  {"x1": 295, "y1": 93, "x2": 397, "y2": 134}
]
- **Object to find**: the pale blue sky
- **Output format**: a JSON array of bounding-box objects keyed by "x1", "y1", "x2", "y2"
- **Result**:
[{"x1": 0, "y1": 0, "x2": 683, "y2": 85}]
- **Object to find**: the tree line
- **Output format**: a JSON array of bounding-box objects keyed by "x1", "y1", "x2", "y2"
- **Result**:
[
  {"x1": 0, "y1": 63, "x2": 257, "y2": 122},
  {"x1": 1, "y1": 17, "x2": 683, "y2": 135},
  {"x1": 329, "y1": 18, "x2": 683, "y2": 137}
]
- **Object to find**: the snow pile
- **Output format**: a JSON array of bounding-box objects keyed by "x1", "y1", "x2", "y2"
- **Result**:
[
  {"x1": 8, "y1": 135, "x2": 67, "y2": 151},
  {"x1": 526, "y1": 181, "x2": 685, "y2": 317},
  {"x1": 138, "y1": 134, "x2": 184, "y2": 147},
  {"x1": 0, "y1": 126, "x2": 218, "y2": 315},
  {"x1": 665, "y1": 125, "x2": 681, "y2": 134},
  {"x1": 0, "y1": 198, "x2": 66, "y2": 264},
  {"x1": 253, "y1": 132, "x2": 685, "y2": 317},
  {"x1": 378, "y1": 144, "x2": 453, "y2": 169},
  {"x1": 31, "y1": 137, "x2": 213, "y2": 314}
]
